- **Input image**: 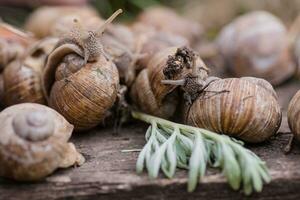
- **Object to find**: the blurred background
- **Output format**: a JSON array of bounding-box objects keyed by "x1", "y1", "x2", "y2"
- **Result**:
[{"x1": 0, "y1": 0, "x2": 300, "y2": 40}]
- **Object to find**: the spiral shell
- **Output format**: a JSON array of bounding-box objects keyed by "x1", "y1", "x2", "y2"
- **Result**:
[
  {"x1": 131, "y1": 46, "x2": 209, "y2": 118},
  {"x1": 185, "y1": 77, "x2": 281, "y2": 143},
  {"x1": 217, "y1": 11, "x2": 295, "y2": 85},
  {"x1": 0, "y1": 103, "x2": 84, "y2": 181},
  {"x1": 287, "y1": 91, "x2": 300, "y2": 141},
  {"x1": 137, "y1": 6, "x2": 203, "y2": 43},
  {"x1": 3, "y1": 37, "x2": 58, "y2": 106}
]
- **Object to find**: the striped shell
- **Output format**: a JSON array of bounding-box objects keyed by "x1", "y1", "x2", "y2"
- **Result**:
[
  {"x1": 288, "y1": 91, "x2": 300, "y2": 141},
  {"x1": 185, "y1": 77, "x2": 281, "y2": 143},
  {"x1": 3, "y1": 37, "x2": 58, "y2": 106},
  {"x1": 131, "y1": 46, "x2": 208, "y2": 118}
]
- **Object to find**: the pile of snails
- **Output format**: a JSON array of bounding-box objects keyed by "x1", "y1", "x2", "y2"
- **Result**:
[{"x1": 1, "y1": 5, "x2": 300, "y2": 182}]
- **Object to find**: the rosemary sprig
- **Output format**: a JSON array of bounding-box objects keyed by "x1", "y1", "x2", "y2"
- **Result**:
[{"x1": 132, "y1": 111, "x2": 271, "y2": 195}]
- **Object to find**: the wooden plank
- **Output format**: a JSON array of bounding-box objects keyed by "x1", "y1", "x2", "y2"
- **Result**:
[{"x1": 1, "y1": 80, "x2": 300, "y2": 200}]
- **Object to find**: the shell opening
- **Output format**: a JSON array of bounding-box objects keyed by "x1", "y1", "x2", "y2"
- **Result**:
[{"x1": 13, "y1": 111, "x2": 54, "y2": 141}]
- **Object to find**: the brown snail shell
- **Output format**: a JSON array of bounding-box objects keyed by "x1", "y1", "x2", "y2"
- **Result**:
[
  {"x1": 0, "y1": 23, "x2": 33, "y2": 70},
  {"x1": 101, "y1": 24, "x2": 137, "y2": 86},
  {"x1": 216, "y1": 11, "x2": 295, "y2": 85},
  {"x1": 42, "y1": 10, "x2": 121, "y2": 131},
  {"x1": 287, "y1": 91, "x2": 300, "y2": 142},
  {"x1": 130, "y1": 46, "x2": 209, "y2": 118},
  {"x1": 0, "y1": 103, "x2": 84, "y2": 181},
  {"x1": 137, "y1": 6, "x2": 203, "y2": 43},
  {"x1": 0, "y1": 74, "x2": 4, "y2": 106},
  {"x1": 185, "y1": 77, "x2": 282, "y2": 143},
  {"x1": 25, "y1": 6, "x2": 99, "y2": 38},
  {"x1": 3, "y1": 37, "x2": 58, "y2": 106},
  {"x1": 131, "y1": 22, "x2": 189, "y2": 71}
]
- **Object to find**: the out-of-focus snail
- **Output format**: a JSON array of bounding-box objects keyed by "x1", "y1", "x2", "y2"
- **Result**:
[
  {"x1": 136, "y1": 6, "x2": 203, "y2": 43},
  {"x1": 101, "y1": 24, "x2": 137, "y2": 86},
  {"x1": 288, "y1": 90, "x2": 300, "y2": 142},
  {"x1": 25, "y1": 6, "x2": 100, "y2": 38},
  {"x1": 0, "y1": 22, "x2": 32, "y2": 70},
  {"x1": 130, "y1": 46, "x2": 209, "y2": 118},
  {"x1": 0, "y1": 103, "x2": 84, "y2": 181},
  {"x1": 216, "y1": 11, "x2": 295, "y2": 85},
  {"x1": 131, "y1": 22, "x2": 189, "y2": 71},
  {"x1": 3, "y1": 37, "x2": 58, "y2": 106},
  {"x1": 184, "y1": 77, "x2": 281, "y2": 143},
  {"x1": 42, "y1": 10, "x2": 122, "y2": 131}
]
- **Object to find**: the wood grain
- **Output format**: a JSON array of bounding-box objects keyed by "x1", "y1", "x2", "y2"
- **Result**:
[{"x1": 1, "y1": 80, "x2": 300, "y2": 200}]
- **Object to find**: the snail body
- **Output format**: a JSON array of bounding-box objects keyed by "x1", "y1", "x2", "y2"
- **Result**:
[
  {"x1": 217, "y1": 11, "x2": 295, "y2": 85},
  {"x1": 131, "y1": 46, "x2": 209, "y2": 118},
  {"x1": 288, "y1": 91, "x2": 300, "y2": 141},
  {"x1": 185, "y1": 77, "x2": 281, "y2": 143},
  {"x1": 42, "y1": 10, "x2": 122, "y2": 131},
  {"x1": 0, "y1": 103, "x2": 84, "y2": 181},
  {"x1": 3, "y1": 37, "x2": 58, "y2": 106}
]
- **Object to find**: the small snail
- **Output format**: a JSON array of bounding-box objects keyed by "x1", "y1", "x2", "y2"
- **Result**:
[
  {"x1": 0, "y1": 103, "x2": 84, "y2": 181},
  {"x1": 42, "y1": 10, "x2": 122, "y2": 131},
  {"x1": 0, "y1": 22, "x2": 32, "y2": 70},
  {"x1": 184, "y1": 77, "x2": 281, "y2": 143},
  {"x1": 137, "y1": 6, "x2": 203, "y2": 43},
  {"x1": 130, "y1": 46, "x2": 209, "y2": 118},
  {"x1": 216, "y1": 11, "x2": 295, "y2": 85},
  {"x1": 25, "y1": 6, "x2": 99, "y2": 38},
  {"x1": 131, "y1": 22, "x2": 189, "y2": 71},
  {"x1": 3, "y1": 37, "x2": 58, "y2": 106},
  {"x1": 288, "y1": 91, "x2": 300, "y2": 142}
]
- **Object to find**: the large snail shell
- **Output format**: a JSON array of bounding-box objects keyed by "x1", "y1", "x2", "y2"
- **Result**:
[
  {"x1": 25, "y1": 6, "x2": 99, "y2": 38},
  {"x1": 185, "y1": 77, "x2": 281, "y2": 143},
  {"x1": 131, "y1": 46, "x2": 208, "y2": 118},
  {"x1": 216, "y1": 11, "x2": 295, "y2": 85},
  {"x1": 287, "y1": 91, "x2": 300, "y2": 141},
  {"x1": 131, "y1": 22, "x2": 189, "y2": 70},
  {"x1": 42, "y1": 43, "x2": 119, "y2": 131},
  {"x1": 137, "y1": 6, "x2": 203, "y2": 43},
  {"x1": 3, "y1": 37, "x2": 58, "y2": 106},
  {"x1": 0, "y1": 103, "x2": 84, "y2": 181}
]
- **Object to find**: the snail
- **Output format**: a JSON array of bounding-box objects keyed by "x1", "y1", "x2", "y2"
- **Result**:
[
  {"x1": 289, "y1": 15, "x2": 300, "y2": 78},
  {"x1": 288, "y1": 90, "x2": 300, "y2": 142},
  {"x1": 130, "y1": 46, "x2": 209, "y2": 118},
  {"x1": 136, "y1": 6, "x2": 203, "y2": 43},
  {"x1": 25, "y1": 6, "x2": 99, "y2": 38},
  {"x1": 101, "y1": 24, "x2": 137, "y2": 86},
  {"x1": 183, "y1": 77, "x2": 281, "y2": 143},
  {"x1": 3, "y1": 37, "x2": 58, "y2": 106},
  {"x1": 42, "y1": 9, "x2": 122, "y2": 131},
  {"x1": 0, "y1": 103, "x2": 84, "y2": 181},
  {"x1": 0, "y1": 74, "x2": 4, "y2": 106},
  {"x1": 0, "y1": 22, "x2": 33, "y2": 70},
  {"x1": 216, "y1": 11, "x2": 295, "y2": 85},
  {"x1": 131, "y1": 22, "x2": 189, "y2": 71}
]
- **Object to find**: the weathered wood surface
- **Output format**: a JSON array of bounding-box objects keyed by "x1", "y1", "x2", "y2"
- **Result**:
[{"x1": 1, "y1": 80, "x2": 300, "y2": 200}]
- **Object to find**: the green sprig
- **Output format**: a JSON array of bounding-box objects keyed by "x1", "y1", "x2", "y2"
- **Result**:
[{"x1": 132, "y1": 111, "x2": 271, "y2": 195}]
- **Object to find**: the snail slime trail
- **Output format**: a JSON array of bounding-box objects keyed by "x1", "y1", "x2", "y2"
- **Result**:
[{"x1": 42, "y1": 9, "x2": 123, "y2": 131}]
